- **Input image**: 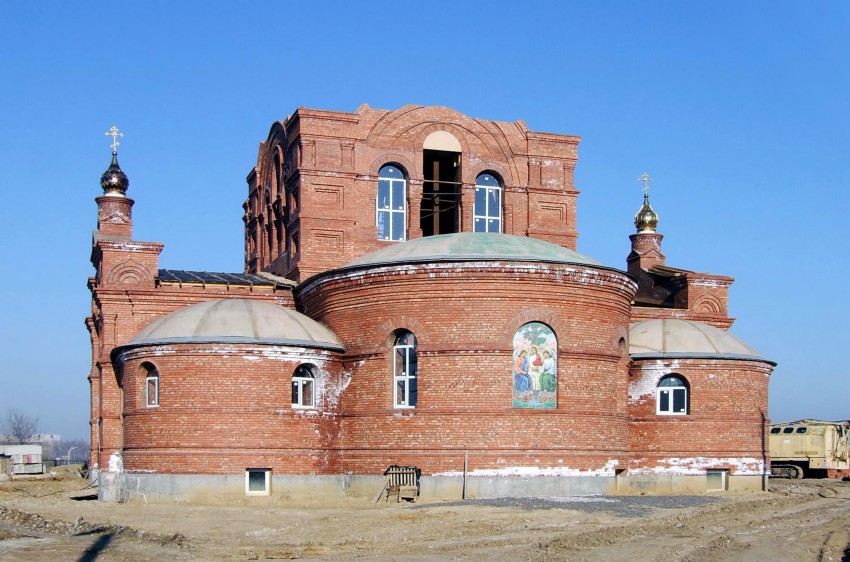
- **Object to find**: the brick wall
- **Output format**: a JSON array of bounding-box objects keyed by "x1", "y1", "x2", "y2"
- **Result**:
[
  {"x1": 297, "y1": 260, "x2": 637, "y2": 475},
  {"x1": 118, "y1": 344, "x2": 343, "y2": 475},
  {"x1": 246, "y1": 105, "x2": 581, "y2": 282},
  {"x1": 628, "y1": 358, "x2": 772, "y2": 473}
]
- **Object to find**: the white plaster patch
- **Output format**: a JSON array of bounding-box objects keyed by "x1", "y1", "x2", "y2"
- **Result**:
[
  {"x1": 323, "y1": 367, "x2": 350, "y2": 411},
  {"x1": 115, "y1": 243, "x2": 152, "y2": 252},
  {"x1": 107, "y1": 452, "x2": 123, "y2": 473},
  {"x1": 628, "y1": 360, "x2": 680, "y2": 403},
  {"x1": 435, "y1": 459, "x2": 620, "y2": 478},
  {"x1": 691, "y1": 279, "x2": 728, "y2": 287},
  {"x1": 630, "y1": 457, "x2": 764, "y2": 476}
]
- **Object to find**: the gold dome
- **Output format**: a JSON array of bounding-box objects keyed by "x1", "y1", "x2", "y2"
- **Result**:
[{"x1": 634, "y1": 192, "x2": 659, "y2": 232}]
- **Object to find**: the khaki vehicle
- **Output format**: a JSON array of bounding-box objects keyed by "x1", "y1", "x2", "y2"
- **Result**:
[{"x1": 769, "y1": 419, "x2": 850, "y2": 479}]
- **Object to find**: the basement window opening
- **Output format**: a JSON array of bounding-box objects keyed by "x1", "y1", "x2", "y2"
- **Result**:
[
  {"x1": 706, "y1": 469, "x2": 728, "y2": 491},
  {"x1": 245, "y1": 468, "x2": 271, "y2": 496}
]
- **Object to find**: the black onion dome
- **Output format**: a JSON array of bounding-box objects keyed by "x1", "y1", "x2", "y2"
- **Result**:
[{"x1": 100, "y1": 153, "x2": 129, "y2": 195}]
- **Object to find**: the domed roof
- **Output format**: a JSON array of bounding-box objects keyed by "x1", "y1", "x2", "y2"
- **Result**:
[
  {"x1": 634, "y1": 193, "x2": 659, "y2": 232},
  {"x1": 344, "y1": 232, "x2": 603, "y2": 269},
  {"x1": 100, "y1": 152, "x2": 129, "y2": 196},
  {"x1": 629, "y1": 319, "x2": 771, "y2": 363},
  {"x1": 123, "y1": 299, "x2": 343, "y2": 351}
]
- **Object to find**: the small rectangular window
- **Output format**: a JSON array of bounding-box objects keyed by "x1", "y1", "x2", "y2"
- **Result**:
[
  {"x1": 245, "y1": 468, "x2": 271, "y2": 496},
  {"x1": 145, "y1": 376, "x2": 159, "y2": 408},
  {"x1": 770, "y1": 427, "x2": 781, "y2": 434},
  {"x1": 706, "y1": 469, "x2": 728, "y2": 491},
  {"x1": 796, "y1": 427, "x2": 807, "y2": 434},
  {"x1": 783, "y1": 427, "x2": 794, "y2": 433}
]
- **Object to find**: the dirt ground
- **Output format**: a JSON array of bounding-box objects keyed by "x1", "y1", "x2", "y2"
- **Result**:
[{"x1": 1, "y1": 470, "x2": 849, "y2": 561}]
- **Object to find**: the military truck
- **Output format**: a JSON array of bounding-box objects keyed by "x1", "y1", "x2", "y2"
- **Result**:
[{"x1": 769, "y1": 419, "x2": 850, "y2": 479}]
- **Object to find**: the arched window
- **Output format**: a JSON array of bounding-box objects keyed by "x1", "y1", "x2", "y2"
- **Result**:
[
  {"x1": 377, "y1": 165, "x2": 407, "y2": 241},
  {"x1": 473, "y1": 173, "x2": 502, "y2": 233},
  {"x1": 292, "y1": 364, "x2": 317, "y2": 408},
  {"x1": 657, "y1": 374, "x2": 688, "y2": 415},
  {"x1": 393, "y1": 331, "x2": 418, "y2": 408},
  {"x1": 143, "y1": 363, "x2": 159, "y2": 408},
  {"x1": 512, "y1": 322, "x2": 557, "y2": 409}
]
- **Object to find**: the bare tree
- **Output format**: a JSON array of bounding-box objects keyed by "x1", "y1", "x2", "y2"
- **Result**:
[{"x1": 5, "y1": 409, "x2": 39, "y2": 444}]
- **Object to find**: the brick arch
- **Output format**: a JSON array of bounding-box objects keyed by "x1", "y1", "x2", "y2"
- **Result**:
[
  {"x1": 466, "y1": 160, "x2": 514, "y2": 188},
  {"x1": 502, "y1": 307, "x2": 567, "y2": 349},
  {"x1": 367, "y1": 106, "x2": 506, "y2": 160},
  {"x1": 413, "y1": 123, "x2": 473, "y2": 155},
  {"x1": 367, "y1": 153, "x2": 416, "y2": 178},
  {"x1": 693, "y1": 294, "x2": 723, "y2": 314},
  {"x1": 377, "y1": 316, "x2": 426, "y2": 347},
  {"x1": 107, "y1": 259, "x2": 152, "y2": 285},
  {"x1": 259, "y1": 123, "x2": 288, "y2": 187}
]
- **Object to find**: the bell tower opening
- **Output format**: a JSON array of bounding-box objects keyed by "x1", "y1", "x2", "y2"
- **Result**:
[{"x1": 421, "y1": 148, "x2": 461, "y2": 236}]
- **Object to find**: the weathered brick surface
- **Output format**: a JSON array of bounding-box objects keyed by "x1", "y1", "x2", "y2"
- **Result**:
[
  {"x1": 295, "y1": 260, "x2": 637, "y2": 474},
  {"x1": 118, "y1": 345, "x2": 343, "y2": 474},
  {"x1": 628, "y1": 359, "x2": 772, "y2": 472},
  {"x1": 86, "y1": 104, "x2": 774, "y2": 487},
  {"x1": 245, "y1": 105, "x2": 580, "y2": 282}
]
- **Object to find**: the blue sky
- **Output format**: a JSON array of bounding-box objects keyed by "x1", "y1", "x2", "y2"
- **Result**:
[{"x1": 1, "y1": 1, "x2": 848, "y2": 440}]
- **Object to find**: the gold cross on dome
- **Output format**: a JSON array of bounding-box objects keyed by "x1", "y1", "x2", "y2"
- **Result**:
[
  {"x1": 105, "y1": 126, "x2": 124, "y2": 154},
  {"x1": 639, "y1": 172, "x2": 653, "y2": 195}
]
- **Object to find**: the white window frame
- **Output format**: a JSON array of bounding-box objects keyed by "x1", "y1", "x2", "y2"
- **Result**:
[
  {"x1": 376, "y1": 166, "x2": 407, "y2": 242},
  {"x1": 473, "y1": 173, "x2": 502, "y2": 233},
  {"x1": 656, "y1": 375, "x2": 688, "y2": 415},
  {"x1": 245, "y1": 468, "x2": 271, "y2": 496},
  {"x1": 145, "y1": 371, "x2": 159, "y2": 408},
  {"x1": 393, "y1": 334, "x2": 417, "y2": 408},
  {"x1": 291, "y1": 365, "x2": 316, "y2": 409}
]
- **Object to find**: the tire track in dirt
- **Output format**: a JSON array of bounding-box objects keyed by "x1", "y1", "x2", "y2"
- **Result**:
[{"x1": 538, "y1": 483, "x2": 850, "y2": 562}]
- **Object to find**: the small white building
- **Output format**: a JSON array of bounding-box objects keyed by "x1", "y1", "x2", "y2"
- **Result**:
[{"x1": 0, "y1": 445, "x2": 44, "y2": 475}]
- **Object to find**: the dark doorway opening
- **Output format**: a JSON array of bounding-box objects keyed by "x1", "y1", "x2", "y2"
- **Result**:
[{"x1": 421, "y1": 149, "x2": 461, "y2": 236}]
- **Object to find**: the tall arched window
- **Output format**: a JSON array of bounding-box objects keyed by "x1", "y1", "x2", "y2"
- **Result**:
[
  {"x1": 292, "y1": 364, "x2": 317, "y2": 408},
  {"x1": 377, "y1": 165, "x2": 407, "y2": 241},
  {"x1": 473, "y1": 173, "x2": 502, "y2": 233},
  {"x1": 512, "y1": 322, "x2": 557, "y2": 409},
  {"x1": 143, "y1": 363, "x2": 159, "y2": 408},
  {"x1": 393, "y1": 331, "x2": 418, "y2": 408},
  {"x1": 657, "y1": 374, "x2": 688, "y2": 415}
]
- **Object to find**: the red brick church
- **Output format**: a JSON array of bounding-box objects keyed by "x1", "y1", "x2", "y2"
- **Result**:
[{"x1": 87, "y1": 105, "x2": 774, "y2": 501}]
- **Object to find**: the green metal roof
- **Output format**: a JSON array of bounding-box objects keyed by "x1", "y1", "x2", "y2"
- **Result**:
[{"x1": 345, "y1": 233, "x2": 604, "y2": 269}]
